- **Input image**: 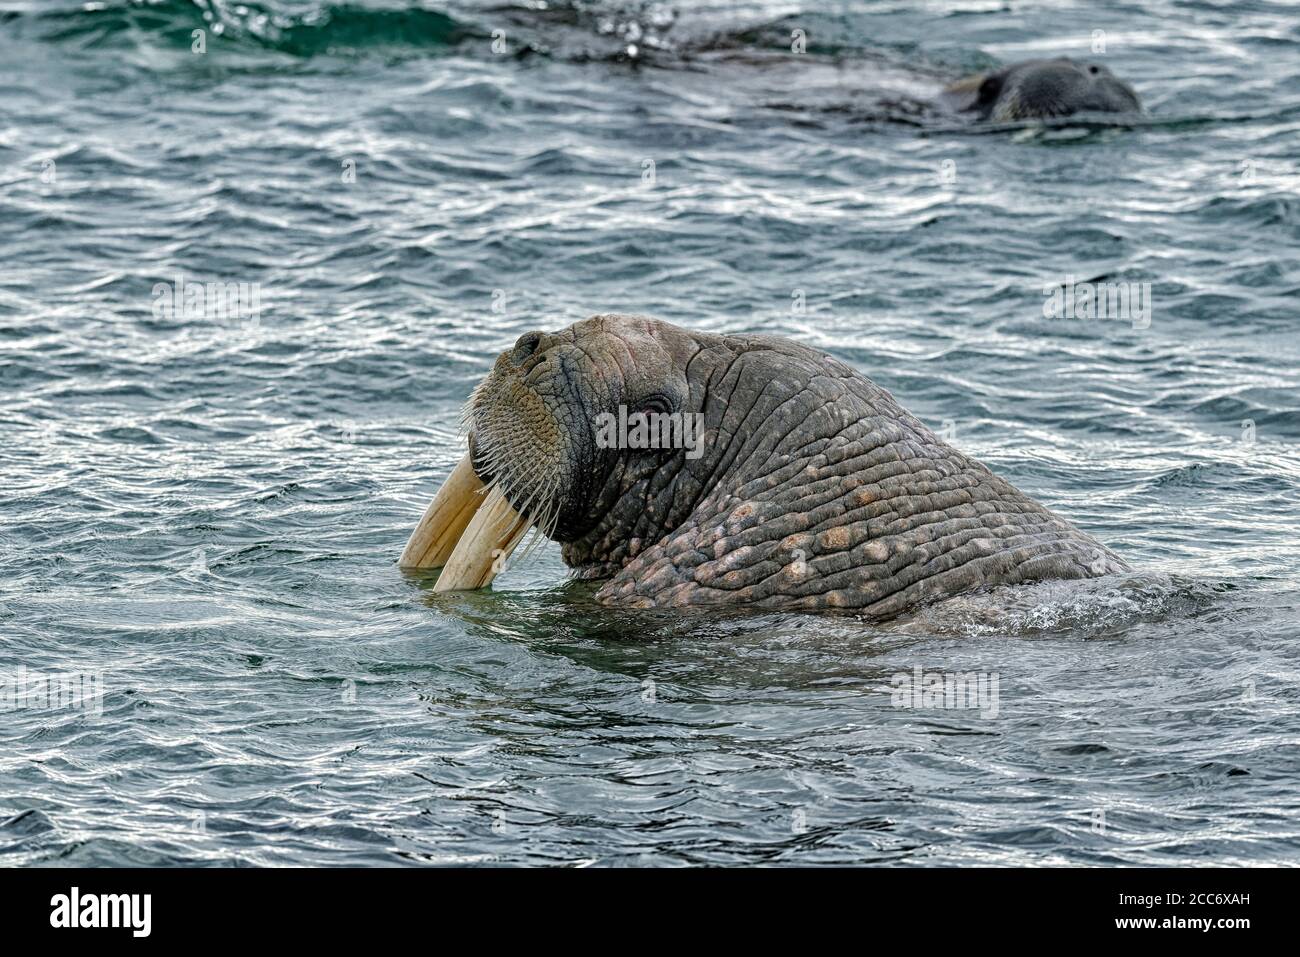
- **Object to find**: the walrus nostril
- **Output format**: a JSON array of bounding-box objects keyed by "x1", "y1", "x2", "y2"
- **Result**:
[{"x1": 511, "y1": 331, "x2": 543, "y2": 365}]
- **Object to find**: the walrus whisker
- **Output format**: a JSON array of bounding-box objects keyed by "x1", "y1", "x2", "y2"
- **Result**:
[
  {"x1": 494, "y1": 461, "x2": 564, "y2": 565},
  {"x1": 516, "y1": 522, "x2": 550, "y2": 566}
]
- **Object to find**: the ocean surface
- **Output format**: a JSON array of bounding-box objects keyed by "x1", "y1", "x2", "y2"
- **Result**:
[{"x1": 2, "y1": 0, "x2": 1299, "y2": 866}]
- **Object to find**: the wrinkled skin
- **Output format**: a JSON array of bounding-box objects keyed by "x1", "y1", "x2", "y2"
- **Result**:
[
  {"x1": 466, "y1": 315, "x2": 1129, "y2": 613},
  {"x1": 943, "y1": 57, "x2": 1142, "y2": 121}
]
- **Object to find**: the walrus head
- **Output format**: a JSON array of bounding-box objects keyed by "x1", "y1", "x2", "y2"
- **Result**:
[
  {"x1": 403, "y1": 315, "x2": 1128, "y2": 613},
  {"x1": 946, "y1": 57, "x2": 1141, "y2": 122}
]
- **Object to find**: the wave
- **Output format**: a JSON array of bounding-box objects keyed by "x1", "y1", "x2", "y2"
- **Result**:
[
  {"x1": 889, "y1": 573, "x2": 1234, "y2": 639},
  {"x1": 0, "y1": 2, "x2": 945, "y2": 71},
  {"x1": 1, "y1": 0, "x2": 479, "y2": 58}
]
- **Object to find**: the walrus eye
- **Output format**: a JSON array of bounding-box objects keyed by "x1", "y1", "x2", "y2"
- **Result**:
[
  {"x1": 636, "y1": 394, "x2": 672, "y2": 417},
  {"x1": 1088, "y1": 64, "x2": 1100, "y2": 75}
]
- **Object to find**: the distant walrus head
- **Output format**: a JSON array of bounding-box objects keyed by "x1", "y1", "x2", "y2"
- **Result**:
[
  {"x1": 402, "y1": 315, "x2": 1129, "y2": 613},
  {"x1": 945, "y1": 57, "x2": 1141, "y2": 122}
]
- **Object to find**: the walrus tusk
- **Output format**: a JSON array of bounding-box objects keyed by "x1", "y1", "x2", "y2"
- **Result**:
[
  {"x1": 944, "y1": 73, "x2": 985, "y2": 94},
  {"x1": 398, "y1": 453, "x2": 487, "y2": 569},
  {"x1": 432, "y1": 484, "x2": 530, "y2": 592}
]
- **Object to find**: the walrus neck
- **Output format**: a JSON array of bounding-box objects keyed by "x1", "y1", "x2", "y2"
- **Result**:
[{"x1": 588, "y1": 338, "x2": 1129, "y2": 611}]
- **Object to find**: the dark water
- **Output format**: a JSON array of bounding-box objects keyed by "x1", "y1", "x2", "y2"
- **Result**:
[{"x1": 2, "y1": 0, "x2": 1299, "y2": 866}]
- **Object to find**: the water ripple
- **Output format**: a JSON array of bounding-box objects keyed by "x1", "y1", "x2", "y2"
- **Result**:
[{"x1": 1, "y1": 0, "x2": 1298, "y2": 866}]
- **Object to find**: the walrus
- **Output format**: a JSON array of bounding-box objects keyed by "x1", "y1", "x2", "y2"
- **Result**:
[
  {"x1": 939, "y1": 57, "x2": 1142, "y2": 122},
  {"x1": 469, "y1": 6, "x2": 1143, "y2": 125},
  {"x1": 480, "y1": 4, "x2": 1143, "y2": 124},
  {"x1": 401, "y1": 315, "x2": 1129, "y2": 614}
]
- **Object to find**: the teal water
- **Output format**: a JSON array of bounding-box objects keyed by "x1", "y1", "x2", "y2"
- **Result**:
[{"x1": 2, "y1": 0, "x2": 1299, "y2": 865}]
